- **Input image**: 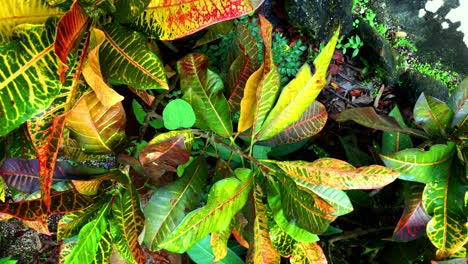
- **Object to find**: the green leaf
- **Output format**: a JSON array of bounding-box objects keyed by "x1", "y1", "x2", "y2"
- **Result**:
[
  {"x1": 290, "y1": 242, "x2": 327, "y2": 264},
  {"x1": 414, "y1": 93, "x2": 453, "y2": 138},
  {"x1": 110, "y1": 220, "x2": 138, "y2": 264},
  {"x1": 337, "y1": 107, "x2": 429, "y2": 139},
  {"x1": 380, "y1": 142, "x2": 456, "y2": 183},
  {"x1": 267, "y1": 216, "x2": 296, "y2": 257},
  {"x1": 143, "y1": 157, "x2": 208, "y2": 250},
  {"x1": 178, "y1": 53, "x2": 233, "y2": 137},
  {"x1": 338, "y1": 135, "x2": 373, "y2": 167},
  {"x1": 159, "y1": 168, "x2": 253, "y2": 253},
  {"x1": 0, "y1": 21, "x2": 61, "y2": 136},
  {"x1": 257, "y1": 28, "x2": 339, "y2": 141},
  {"x1": 63, "y1": 201, "x2": 109, "y2": 264},
  {"x1": 187, "y1": 235, "x2": 244, "y2": 264},
  {"x1": 113, "y1": 0, "x2": 149, "y2": 23},
  {"x1": 100, "y1": 23, "x2": 168, "y2": 90},
  {"x1": 132, "y1": 99, "x2": 163, "y2": 129},
  {"x1": 298, "y1": 184, "x2": 353, "y2": 216},
  {"x1": 267, "y1": 182, "x2": 320, "y2": 242},
  {"x1": 273, "y1": 158, "x2": 399, "y2": 190},
  {"x1": 275, "y1": 174, "x2": 336, "y2": 234},
  {"x1": 448, "y1": 77, "x2": 467, "y2": 130},
  {"x1": 92, "y1": 227, "x2": 113, "y2": 264},
  {"x1": 163, "y1": 99, "x2": 196, "y2": 130},
  {"x1": 423, "y1": 162, "x2": 468, "y2": 258},
  {"x1": 382, "y1": 106, "x2": 413, "y2": 155}
]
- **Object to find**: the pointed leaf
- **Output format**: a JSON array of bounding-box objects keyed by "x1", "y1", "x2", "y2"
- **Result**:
[
  {"x1": 110, "y1": 221, "x2": 138, "y2": 264},
  {"x1": 448, "y1": 77, "x2": 468, "y2": 129},
  {"x1": 210, "y1": 228, "x2": 231, "y2": 262},
  {"x1": 258, "y1": 28, "x2": 339, "y2": 141},
  {"x1": 274, "y1": 158, "x2": 399, "y2": 190},
  {"x1": 337, "y1": 107, "x2": 429, "y2": 139},
  {"x1": 423, "y1": 163, "x2": 468, "y2": 259},
  {"x1": 414, "y1": 93, "x2": 453, "y2": 138},
  {"x1": 290, "y1": 242, "x2": 327, "y2": 264},
  {"x1": 92, "y1": 227, "x2": 113, "y2": 264},
  {"x1": 382, "y1": 106, "x2": 413, "y2": 155},
  {"x1": 238, "y1": 65, "x2": 264, "y2": 132},
  {"x1": 275, "y1": 174, "x2": 336, "y2": 234},
  {"x1": 112, "y1": 186, "x2": 146, "y2": 263},
  {"x1": 268, "y1": 216, "x2": 297, "y2": 257},
  {"x1": 159, "y1": 168, "x2": 253, "y2": 253},
  {"x1": 65, "y1": 91, "x2": 126, "y2": 154},
  {"x1": 54, "y1": 1, "x2": 90, "y2": 81},
  {"x1": 298, "y1": 184, "x2": 353, "y2": 216},
  {"x1": 249, "y1": 183, "x2": 280, "y2": 264},
  {"x1": 0, "y1": 21, "x2": 62, "y2": 136},
  {"x1": 178, "y1": 53, "x2": 233, "y2": 137},
  {"x1": 143, "y1": 157, "x2": 207, "y2": 250},
  {"x1": 0, "y1": 176, "x2": 5, "y2": 202},
  {"x1": 100, "y1": 23, "x2": 168, "y2": 90},
  {"x1": 260, "y1": 101, "x2": 327, "y2": 146},
  {"x1": 380, "y1": 142, "x2": 456, "y2": 183},
  {"x1": 393, "y1": 183, "x2": 430, "y2": 241},
  {"x1": 136, "y1": 0, "x2": 264, "y2": 40}
]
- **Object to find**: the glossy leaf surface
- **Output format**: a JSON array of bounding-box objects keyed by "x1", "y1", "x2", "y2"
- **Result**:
[
  {"x1": 274, "y1": 158, "x2": 399, "y2": 190},
  {"x1": 136, "y1": 0, "x2": 264, "y2": 40},
  {"x1": 65, "y1": 91, "x2": 126, "y2": 154},
  {"x1": 298, "y1": 184, "x2": 353, "y2": 216},
  {"x1": 178, "y1": 53, "x2": 232, "y2": 137},
  {"x1": 414, "y1": 93, "x2": 453, "y2": 138},
  {"x1": 268, "y1": 217, "x2": 296, "y2": 257},
  {"x1": 290, "y1": 242, "x2": 327, "y2": 264},
  {"x1": 160, "y1": 168, "x2": 253, "y2": 253},
  {"x1": 187, "y1": 235, "x2": 244, "y2": 264},
  {"x1": 448, "y1": 77, "x2": 467, "y2": 129},
  {"x1": 143, "y1": 157, "x2": 207, "y2": 250},
  {"x1": 381, "y1": 106, "x2": 413, "y2": 155},
  {"x1": 210, "y1": 228, "x2": 230, "y2": 262},
  {"x1": 380, "y1": 142, "x2": 456, "y2": 183}
]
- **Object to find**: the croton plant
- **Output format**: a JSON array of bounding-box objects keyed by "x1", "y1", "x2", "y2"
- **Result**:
[{"x1": 0, "y1": 0, "x2": 466, "y2": 263}]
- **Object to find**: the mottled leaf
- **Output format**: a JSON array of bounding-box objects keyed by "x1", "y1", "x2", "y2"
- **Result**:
[
  {"x1": 92, "y1": 227, "x2": 113, "y2": 264},
  {"x1": 160, "y1": 168, "x2": 253, "y2": 253},
  {"x1": 210, "y1": 228, "x2": 231, "y2": 262},
  {"x1": 273, "y1": 158, "x2": 399, "y2": 190},
  {"x1": 110, "y1": 220, "x2": 138, "y2": 264},
  {"x1": 382, "y1": 106, "x2": 413, "y2": 155},
  {"x1": 380, "y1": 142, "x2": 456, "y2": 184},
  {"x1": 297, "y1": 184, "x2": 353, "y2": 216},
  {"x1": 290, "y1": 242, "x2": 327, "y2": 264},
  {"x1": 268, "y1": 216, "x2": 296, "y2": 257},
  {"x1": 414, "y1": 93, "x2": 453, "y2": 138},
  {"x1": 448, "y1": 77, "x2": 468, "y2": 130}
]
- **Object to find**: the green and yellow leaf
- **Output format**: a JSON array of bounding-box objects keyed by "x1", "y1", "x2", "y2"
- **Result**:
[
  {"x1": 448, "y1": 77, "x2": 467, "y2": 130},
  {"x1": 290, "y1": 242, "x2": 327, "y2": 264},
  {"x1": 414, "y1": 93, "x2": 453, "y2": 138},
  {"x1": 210, "y1": 228, "x2": 231, "y2": 262}
]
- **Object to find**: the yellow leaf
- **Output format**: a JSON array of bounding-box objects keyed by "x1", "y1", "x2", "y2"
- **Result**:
[{"x1": 238, "y1": 65, "x2": 263, "y2": 132}]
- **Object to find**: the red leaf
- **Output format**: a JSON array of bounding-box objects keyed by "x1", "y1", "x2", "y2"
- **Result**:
[{"x1": 54, "y1": 2, "x2": 90, "y2": 82}]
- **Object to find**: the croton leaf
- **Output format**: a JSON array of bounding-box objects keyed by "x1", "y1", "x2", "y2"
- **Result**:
[
  {"x1": 54, "y1": 1, "x2": 90, "y2": 81},
  {"x1": 257, "y1": 28, "x2": 339, "y2": 141},
  {"x1": 380, "y1": 142, "x2": 456, "y2": 184},
  {"x1": 290, "y1": 242, "x2": 327, "y2": 264},
  {"x1": 298, "y1": 183, "x2": 353, "y2": 217},
  {"x1": 448, "y1": 77, "x2": 467, "y2": 130},
  {"x1": 99, "y1": 23, "x2": 168, "y2": 90},
  {"x1": 65, "y1": 91, "x2": 126, "y2": 154},
  {"x1": 113, "y1": 0, "x2": 150, "y2": 23},
  {"x1": 0, "y1": 176, "x2": 5, "y2": 202},
  {"x1": 178, "y1": 53, "x2": 233, "y2": 137},
  {"x1": 63, "y1": 202, "x2": 109, "y2": 264},
  {"x1": 0, "y1": 0, "x2": 62, "y2": 42},
  {"x1": 0, "y1": 21, "x2": 62, "y2": 136},
  {"x1": 273, "y1": 158, "x2": 399, "y2": 190},
  {"x1": 187, "y1": 235, "x2": 244, "y2": 264},
  {"x1": 92, "y1": 226, "x2": 113, "y2": 264},
  {"x1": 381, "y1": 106, "x2": 413, "y2": 155},
  {"x1": 110, "y1": 220, "x2": 138, "y2": 264},
  {"x1": 422, "y1": 162, "x2": 468, "y2": 259},
  {"x1": 413, "y1": 93, "x2": 453, "y2": 139},
  {"x1": 210, "y1": 228, "x2": 231, "y2": 262},
  {"x1": 135, "y1": 0, "x2": 264, "y2": 40},
  {"x1": 336, "y1": 107, "x2": 429, "y2": 139},
  {"x1": 148, "y1": 130, "x2": 194, "y2": 152},
  {"x1": 143, "y1": 157, "x2": 207, "y2": 250},
  {"x1": 268, "y1": 215, "x2": 297, "y2": 257},
  {"x1": 393, "y1": 183, "x2": 430, "y2": 242},
  {"x1": 238, "y1": 65, "x2": 264, "y2": 132},
  {"x1": 275, "y1": 174, "x2": 336, "y2": 234},
  {"x1": 112, "y1": 186, "x2": 146, "y2": 263},
  {"x1": 159, "y1": 168, "x2": 253, "y2": 253},
  {"x1": 260, "y1": 101, "x2": 328, "y2": 146},
  {"x1": 194, "y1": 20, "x2": 234, "y2": 47},
  {"x1": 249, "y1": 183, "x2": 281, "y2": 264}
]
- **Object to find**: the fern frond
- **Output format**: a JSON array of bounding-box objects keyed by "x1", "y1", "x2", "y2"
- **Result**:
[{"x1": 0, "y1": 0, "x2": 63, "y2": 42}]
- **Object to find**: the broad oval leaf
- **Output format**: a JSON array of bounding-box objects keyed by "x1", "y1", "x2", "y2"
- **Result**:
[
  {"x1": 448, "y1": 77, "x2": 468, "y2": 130},
  {"x1": 187, "y1": 235, "x2": 244, "y2": 264},
  {"x1": 257, "y1": 28, "x2": 339, "y2": 141},
  {"x1": 414, "y1": 93, "x2": 453, "y2": 138},
  {"x1": 290, "y1": 242, "x2": 327, "y2": 264},
  {"x1": 380, "y1": 142, "x2": 456, "y2": 184},
  {"x1": 135, "y1": 0, "x2": 264, "y2": 40},
  {"x1": 162, "y1": 99, "x2": 196, "y2": 130},
  {"x1": 159, "y1": 168, "x2": 253, "y2": 253},
  {"x1": 143, "y1": 157, "x2": 208, "y2": 250},
  {"x1": 178, "y1": 53, "x2": 233, "y2": 137},
  {"x1": 0, "y1": 21, "x2": 61, "y2": 136},
  {"x1": 65, "y1": 91, "x2": 126, "y2": 154},
  {"x1": 381, "y1": 106, "x2": 413, "y2": 155},
  {"x1": 273, "y1": 158, "x2": 399, "y2": 190},
  {"x1": 100, "y1": 23, "x2": 168, "y2": 90}
]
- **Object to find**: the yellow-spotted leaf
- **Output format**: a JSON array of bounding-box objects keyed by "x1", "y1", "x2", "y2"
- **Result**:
[
  {"x1": 274, "y1": 158, "x2": 399, "y2": 190},
  {"x1": 0, "y1": 21, "x2": 62, "y2": 136},
  {"x1": 65, "y1": 91, "x2": 126, "y2": 154},
  {"x1": 159, "y1": 168, "x2": 253, "y2": 253},
  {"x1": 422, "y1": 163, "x2": 467, "y2": 259},
  {"x1": 210, "y1": 228, "x2": 231, "y2": 262},
  {"x1": 178, "y1": 53, "x2": 232, "y2": 137},
  {"x1": 290, "y1": 242, "x2": 327, "y2": 264},
  {"x1": 0, "y1": 0, "x2": 62, "y2": 42},
  {"x1": 267, "y1": 215, "x2": 297, "y2": 257},
  {"x1": 380, "y1": 142, "x2": 456, "y2": 184},
  {"x1": 135, "y1": 0, "x2": 264, "y2": 40},
  {"x1": 248, "y1": 184, "x2": 280, "y2": 264},
  {"x1": 100, "y1": 23, "x2": 168, "y2": 90},
  {"x1": 257, "y1": 28, "x2": 339, "y2": 141}
]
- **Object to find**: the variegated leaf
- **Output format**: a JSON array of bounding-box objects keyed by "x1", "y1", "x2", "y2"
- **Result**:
[
  {"x1": 290, "y1": 242, "x2": 327, "y2": 264},
  {"x1": 414, "y1": 93, "x2": 453, "y2": 138}
]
